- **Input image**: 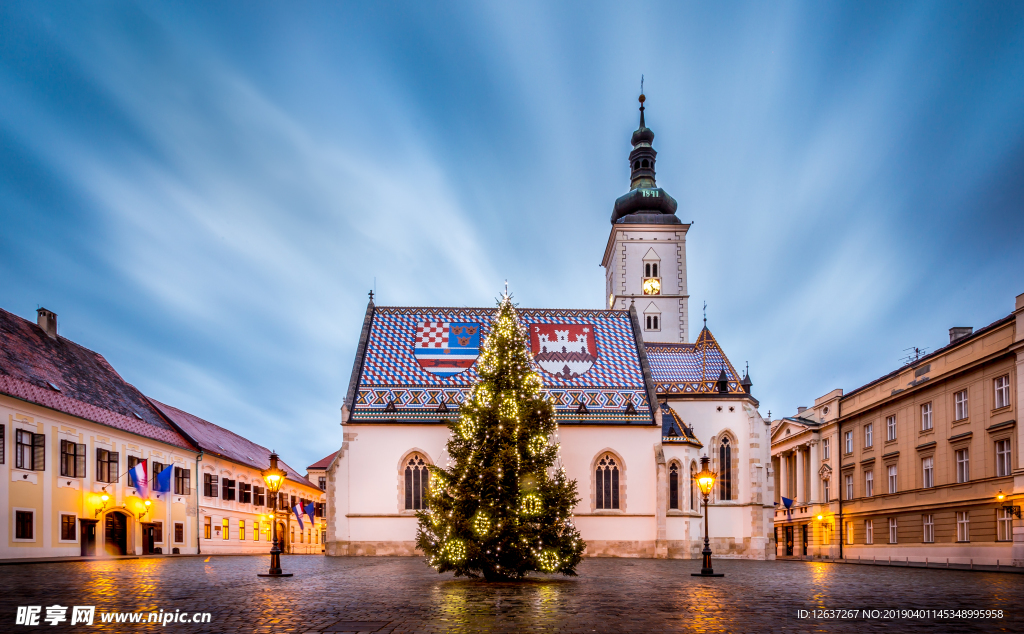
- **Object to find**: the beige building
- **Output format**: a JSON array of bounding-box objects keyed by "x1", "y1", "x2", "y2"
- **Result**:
[
  {"x1": 771, "y1": 292, "x2": 1024, "y2": 566},
  {"x1": 1, "y1": 306, "x2": 322, "y2": 559}
]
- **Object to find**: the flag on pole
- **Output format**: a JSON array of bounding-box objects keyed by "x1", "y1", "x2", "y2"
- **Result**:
[
  {"x1": 304, "y1": 501, "x2": 316, "y2": 521},
  {"x1": 129, "y1": 461, "x2": 149, "y2": 499},
  {"x1": 781, "y1": 496, "x2": 794, "y2": 521},
  {"x1": 292, "y1": 503, "x2": 305, "y2": 530},
  {"x1": 155, "y1": 464, "x2": 174, "y2": 493}
]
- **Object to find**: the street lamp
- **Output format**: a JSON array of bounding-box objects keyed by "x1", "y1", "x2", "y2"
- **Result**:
[
  {"x1": 691, "y1": 454, "x2": 724, "y2": 577},
  {"x1": 258, "y1": 452, "x2": 292, "y2": 578}
]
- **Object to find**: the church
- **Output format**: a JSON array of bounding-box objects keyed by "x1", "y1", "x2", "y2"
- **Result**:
[{"x1": 324, "y1": 96, "x2": 776, "y2": 560}]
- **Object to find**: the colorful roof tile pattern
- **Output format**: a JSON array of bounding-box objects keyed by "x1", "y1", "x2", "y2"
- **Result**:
[
  {"x1": 645, "y1": 327, "x2": 746, "y2": 396},
  {"x1": 150, "y1": 399, "x2": 317, "y2": 489},
  {"x1": 660, "y1": 403, "x2": 702, "y2": 446},
  {"x1": 350, "y1": 306, "x2": 655, "y2": 425},
  {"x1": 0, "y1": 308, "x2": 195, "y2": 451}
]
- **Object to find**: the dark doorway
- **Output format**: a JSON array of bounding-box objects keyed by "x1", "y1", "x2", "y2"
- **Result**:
[
  {"x1": 79, "y1": 519, "x2": 98, "y2": 556},
  {"x1": 784, "y1": 526, "x2": 794, "y2": 556},
  {"x1": 141, "y1": 523, "x2": 156, "y2": 555},
  {"x1": 105, "y1": 512, "x2": 128, "y2": 556},
  {"x1": 802, "y1": 524, "x2": 809, "y2": 556},
  {"x1": 276, "y1": 522, "x2": 287, "y2": 553}
]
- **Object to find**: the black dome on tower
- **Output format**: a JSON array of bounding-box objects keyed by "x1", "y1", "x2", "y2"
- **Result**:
[{"x1": 611, "y1": 94, "x2": 681, "y2": 225}]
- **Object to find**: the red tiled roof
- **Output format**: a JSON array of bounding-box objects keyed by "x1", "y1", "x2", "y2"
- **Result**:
[
  {"x1": 0, "y1": 308, "x2": 195, "y2": 451},
  {"x1": 308, "y1": 450, "x2": 339, "y2": 470},
  {"x1": 149, "y1": 399, "x2": 317, "y2": 489}
]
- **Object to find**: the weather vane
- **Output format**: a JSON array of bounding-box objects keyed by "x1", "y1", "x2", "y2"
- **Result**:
[
  {"x1": 641, "y1": 74, "x2": 644, "y2": 95},
  {"x1": 703, "y1": 301, "x2": 707, "y2": 327}
]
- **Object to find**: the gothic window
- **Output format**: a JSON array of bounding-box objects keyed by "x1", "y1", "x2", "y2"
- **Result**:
[
  {"x1": 719, "y1": 437, "x2": 732, "y2": 501},
  {"x1": 645, "y1": 314, "x2": 660, "y2": 331},
  {"x1": 595, "y1": 453, "x2": 620, "y2": 510},
  {"x1": 644, "y1": 262, "x2": 659, "y2": 278},
  {"x1": 690, "y1": 461, "x2": 698, "y2": 510},
  {"x1": 404, "y1": 453, "x2": 430, "y2": 510},
  {"x1": 669, "y1": 462, "x2": 679, "y2": 510}
]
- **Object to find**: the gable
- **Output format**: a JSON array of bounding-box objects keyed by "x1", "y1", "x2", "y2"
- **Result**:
[{"x1": 348, "y1": 306, "x2": 655, "y2": 425}]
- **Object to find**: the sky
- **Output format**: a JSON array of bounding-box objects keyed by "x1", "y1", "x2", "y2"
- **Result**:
[{"x1": 1, "y1": 1, "x2": 1022, "y2": 469}]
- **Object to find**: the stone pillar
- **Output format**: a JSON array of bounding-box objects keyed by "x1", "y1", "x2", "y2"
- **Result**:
[
  {"x1": 809, "y1": 441, "x2": 820, "y2": 503},
  {"x1": 654, "y1": 444, "x2": 667, "y2": 559},
  {"x1": 779, "y1": 452, "x2": 789, "y2": 501},
  {"x1": 795, "y1": 446, "x2": 805, "y2": 505}
]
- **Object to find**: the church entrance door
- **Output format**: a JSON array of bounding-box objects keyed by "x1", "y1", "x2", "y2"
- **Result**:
[{"x1": 784, "y1": 526, "x2": 794, "y2": 556}]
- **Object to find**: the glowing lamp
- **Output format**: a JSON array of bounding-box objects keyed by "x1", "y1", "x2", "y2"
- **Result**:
[
  {"x1": 817, "y1": 515, "x2": 824, "y2": 521},
  {"x1": 258, "y1": 452, "x2": 292, "y2": 578},
  {"x1": 691, "y1": 455, "x2": 724, "y2": 578},
  {"x1": 997, "y1": 490, "x2": 1005, "y2": 501}
]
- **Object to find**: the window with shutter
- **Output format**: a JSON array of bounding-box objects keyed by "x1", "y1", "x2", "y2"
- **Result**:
[
  {"x1": 152, "y1": 462, "x2": 165, "y2": 487},
  {"x1": 0, "y1": 424, "x2": 5, "y2": 464},
  {"x1": 174, "y1": 522, "x2": 184, "y2": 543},
  {"x1": 61, "y1": 440, "x2": 75, "y2": 477},
  {"x1": 96, "y1": 448, "x2": 111, "y2": 482},
  {"x1": 153, "y1": 521, "x2": 163, "y2": 543},
  {"x1": 16, "y1": 430, "x2": 33, "y2": 470},
  {"x1": 204, "y1": 474, "x2": 219, "y2": 498},
  {"x1": 32, "y1": 433, "x2": 45, "y2": 471},
  {"x1": 75, "y1": 443, "x2": 86, "y2": 478}
]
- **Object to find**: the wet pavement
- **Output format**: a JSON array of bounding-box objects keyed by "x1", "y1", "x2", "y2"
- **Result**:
[{"x1": 1, "y1": 555, "x2": 1021, "y2": 633}]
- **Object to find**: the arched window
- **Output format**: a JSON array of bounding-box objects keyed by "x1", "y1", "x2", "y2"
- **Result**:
[
  {"x1": 669, "y1": 463, "x2": 679, "y2": 510},
  {"x1": 719, "y1": 437, "x2": 732, "y2": 501},
  {"x1": 690, "y1": 461, "x2": 698, "y2": 510},
  {"x1": 595, "y1": 453, "x2": 620, "y2": 509},
  {"x1": 633, "y1": 160, "x2": 640, "y2": 170},
  {"x1": 641, "y1": 159, "x2": 649, "y2": 168},
  {"x1": 404, "y1": 453, "x2": 430, "y2": 510}
]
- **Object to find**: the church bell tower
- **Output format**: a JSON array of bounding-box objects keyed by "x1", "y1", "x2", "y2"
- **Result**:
[{"x1": 600, "y1": 94, "x2": 690, "y2": 343}]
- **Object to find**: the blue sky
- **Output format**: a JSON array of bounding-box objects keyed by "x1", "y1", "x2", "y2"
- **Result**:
[{"x1": 2, "y1": 1, "x2": 1022, "y2": 469}]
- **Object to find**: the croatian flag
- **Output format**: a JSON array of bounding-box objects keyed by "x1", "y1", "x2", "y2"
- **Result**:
[
  {"x1": 293, "y1": 503, "x2": 305, "y2": 530},
  {"x1": 130, "y1": 461, "x2": 149, "y2": 499}
]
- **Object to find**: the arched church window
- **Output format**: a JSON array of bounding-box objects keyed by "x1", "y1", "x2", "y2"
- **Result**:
[
  {"x1": 669, "y1": 463, "x2": 679, "y2": 510},
  {"x1": 719, "y1": 437, "x2": 732, "y2": 501},
  {"x1": 404, "y1": 453, "x2": 430, "y2": 510},
  {"x1": 645, "y1": 315, "x2": 659, "y2": 331},
  {"x1": 595, "y1": 453, "x2": 620, "y2": 509},
  {"x1": 690, "y1": 461, "x2": 698, "y2": 510}
]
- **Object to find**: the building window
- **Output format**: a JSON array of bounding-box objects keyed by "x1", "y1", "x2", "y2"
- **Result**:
[
  {"x1": 222, "y1": 518, "x2": 230, "y2": 540},
  {"x1": 174, "y1": 522, "x2": 184, "y2": 543},
  {"x1": 887, "y1": 465, "x2": 897, "y2": 494},
  {"x1": 719, "y1": 438, "x2": 732, "y2": 501},
  {"x1": 204, "y1": 517, "x2": 211, "y2": 540},
  {"x1": 865, "y1": 471, "x2": 874, "y2": 497},
  {"x1": 153, "y1": 521, "x2": 163, "y2": 543},
  {"x1": 16, "y1": 430, "x2": 45, "y2": 471},
  {"x1": 864, "y1": 424, "x2": 873, "y2": 448},
  {"x1": 845, "y1": 521, "x2": 853, "y2": 545},
  {"x1": 822, "y1": 438, "x2": 830, "y2": 460},
  {"x1": 318, "y1": 476, "x2": 327, "y2": 491},
  {"x1": 60, "y1": 440, "x2": 86, "y2": 478},
  {"x1": 174, "y1": 467, "x2": 191, "y2": 496},
  {"x1": 95, "y1": 448, "x2": 119, "y2": 483},
  {"x1": 404, "y1": 453, "x2": 430, "y2": 510},
  {"x1": 690, "y1": 461, "x2": 698, "y2": 511},
  {"x1": 994, "y1": 375, "x2": 1010, "y2": 409},
  {"x1": 998, "y1": 509, "x2": 1013, "y2": 542},
  {"x1": 239, "y1": 520, "x2": 245, "y2": 541},
  {"x1": 645, "y1": 314, "x2": 660, "y2": 331},
  {"x1": 865, "y1": 519, "x2": 874, "y2": 545},
  {"x1": 954, "y1": 389, "x2": 968, "y2": 421},
  {"x1": 240, "y1": 482, "x2": 252, "y2": 504},
  {"x1": 595, "y1": 453, "x2": 620, "y2": 510},
  {"x1": 668, "y1": 463, "x2": 679, "y2": 510},
  {"x1": 886, "y1": 415, "x2": 896, "y2": 442},
  {"x1": 822, "y1": 478, "x2": 830, "y2": 502},
  {"x1": 845, "y1": 474, "x2": 853, "y2": 500},
  {"x1": 995, "y1": 440, "x2": 1011, "y2": 477},
  {"x1": 921, "y1": 402, "x2": 932, "y2": 431},
  {"x1": 923, "y1": 514, "x2": 934, "y2": 543},
  {"x1": 644, "y1": 262, "x2": 659, "y2": 278},
  {"x1": 15, "y1": 510, "x2": 34, "y2": 540},
  {"x1": 956, "y1": 511, "x2": 970, "y2": 542},
  {"x1": 203, "y1": 474, "x2": 219, "y2": 498},
  {"x1": 0, "y1": 424, "x2": 4, "y2": 464},
  {"x1": 254, "y1": 522, "x2": 261, "y2": 542},
  {"x1": 844, "y1": 431, "x2": 853, "y2": 454},
  {"x1": 222, "y1": 479, "x2": 236, "y2": 501},
  {"x1": 922, "y1": 457, "x2": 934, "y2": 488},
  {"x1": 254, "y1": 486, "x2": 265, "y2": 507},
  {"x1": 955, "y1": 448, "x2": 969, "y2": 483},
  {"x1": 60, "y1": 514, "x2": 77, "y2": 541},
  {"x1": 888, "y1": 517, "x2": 897, "y2": 543}
]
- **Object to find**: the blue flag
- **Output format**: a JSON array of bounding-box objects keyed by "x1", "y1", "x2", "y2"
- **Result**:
[
  {"x1": 155, "y1": 464, "x2": 174, "y2": 493},
  {"x1": 304, "y1": 501, "x2": 316, "y2": 521},
  {"x1": 293, "y1": 503, "x2": 305, "y2": 531},
  {"x1": 781, "y1": 496, "x2": 794, "y2": 520}
]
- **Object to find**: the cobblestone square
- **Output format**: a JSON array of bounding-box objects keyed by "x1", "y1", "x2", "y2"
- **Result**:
[{"x1": 1, "y1": 556, "x2": 1022, "y2": 633}]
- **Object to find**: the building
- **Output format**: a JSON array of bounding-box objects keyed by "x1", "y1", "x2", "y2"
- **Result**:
[
  {"x1": 325, "y1": 96, "x2": 775, "y2": 560},
  {"x1": 771, "y1": 292, "x2": 1023, "y2": 566},
  {"x1": 307, "y1": 451, "x2": 336, "y2": 548},
  {"x1": 1, "y1": 306, "x2": 320, "y2": 559}
]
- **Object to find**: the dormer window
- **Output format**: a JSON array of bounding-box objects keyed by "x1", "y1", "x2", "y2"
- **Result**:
[{"x1": 644, "y1": 302, "x2": 661, "y2": 332}]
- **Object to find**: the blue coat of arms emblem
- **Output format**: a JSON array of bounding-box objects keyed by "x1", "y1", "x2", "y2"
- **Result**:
[{"x1": 413, "y1": 321, "x2": 480, "y2": 376}]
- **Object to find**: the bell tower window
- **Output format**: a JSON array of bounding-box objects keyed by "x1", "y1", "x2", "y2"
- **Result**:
[
  {"x1": 642, "y1": 248, "x2": 661, "y2": 295},
  {"x1": 644, "y1": 303, "x2": 661, "y2": 332}
]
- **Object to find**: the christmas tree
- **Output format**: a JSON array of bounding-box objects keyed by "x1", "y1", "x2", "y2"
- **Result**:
[{"x1": 416, "y1": 294, "x2": 585, "y2": 580}]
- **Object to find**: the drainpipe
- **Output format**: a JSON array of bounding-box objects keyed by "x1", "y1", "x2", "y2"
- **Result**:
[{"x1": 196, "y1": 452, "x2": 203, "y2": 555}]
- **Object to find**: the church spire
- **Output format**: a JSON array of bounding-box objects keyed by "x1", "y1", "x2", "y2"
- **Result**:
[{"x1": 629, "y1": 93, "x2": 657, "y2": 190}]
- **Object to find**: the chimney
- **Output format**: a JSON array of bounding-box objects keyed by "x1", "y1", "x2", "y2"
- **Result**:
[
  {"x1": 37, "y1": 308, "x2": 58, "y2": 339},
  {"x1": 797, "y1": 406, "x2": 807, "y2": 414},
  {"x1": 949, "y1": 326, "x2": 973, "y2": 344}
]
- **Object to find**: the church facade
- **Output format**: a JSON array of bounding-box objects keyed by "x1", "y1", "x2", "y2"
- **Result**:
[{"x1": 325, "y1": 96, "x2": 776, "y2": 560}]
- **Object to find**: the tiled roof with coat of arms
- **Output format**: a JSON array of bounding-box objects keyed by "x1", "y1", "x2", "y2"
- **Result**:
[
  {"x1": 345, "y1": 301, "x2": 658, "y2": 425},
  {"x1": 644, "y1": 327, "x2": 752, "y2": 399}
]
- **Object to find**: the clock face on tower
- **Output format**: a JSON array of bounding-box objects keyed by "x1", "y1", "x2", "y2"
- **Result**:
[{"x1": 642, "y1": 278, "x2": 661, "y2": 295}]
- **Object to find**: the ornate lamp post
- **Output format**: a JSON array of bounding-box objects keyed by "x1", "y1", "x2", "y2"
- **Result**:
[
  {"x1": 691, "y1": 454, "x2": 724, "y2": 577},
  {"x1": 258, "y1": 452, "x2": 292, "y2": 578}
]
